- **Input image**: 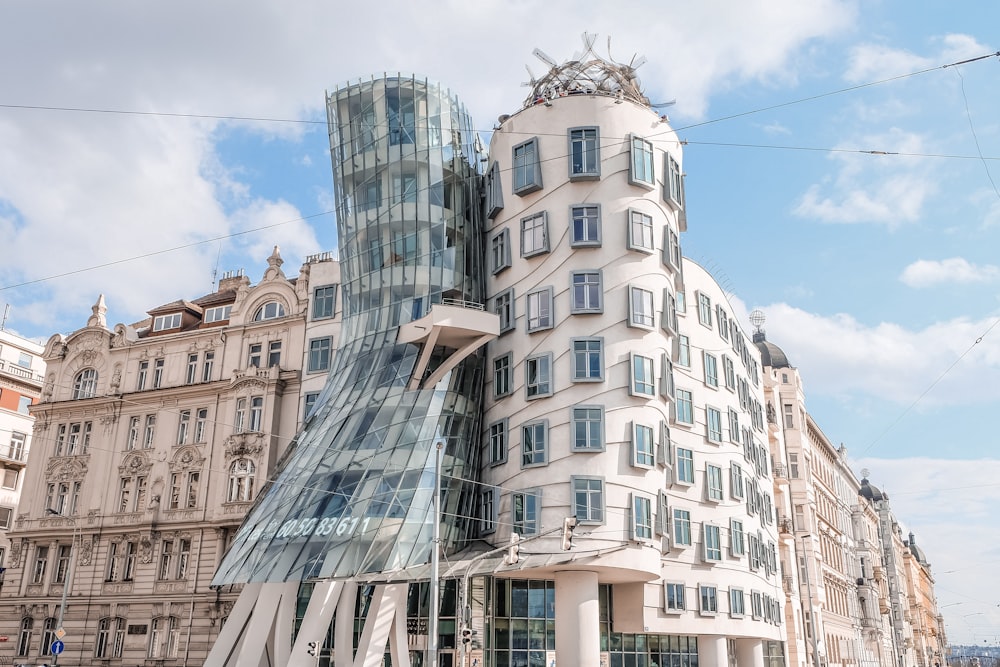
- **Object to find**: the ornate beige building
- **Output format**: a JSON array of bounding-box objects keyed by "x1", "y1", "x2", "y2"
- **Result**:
[{"x1": 0, "y1": 248, "x2": 339, "y2": 666}]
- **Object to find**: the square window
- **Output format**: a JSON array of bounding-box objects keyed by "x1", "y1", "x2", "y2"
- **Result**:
[
  {"x1": 308, "y1": 337, "x2": 333, "y2": 373},
  {"x1": 664, "y1": 153, "x2": 685, "y2": 209},
  {"x1": 570, "y1": 271, "x2": 603, "y2": 313},
  {"x1": 697, "y1": 292, "x2": 713, "y2": 328},
  {"x1": 703, "y1": 352, "x2": 719, "y2": 388},
  {"x1": 629, "y1": 135, "x2": 655, "y2": 187},
  {"x1": 675, "y1": 448, "x2": 694, "y2": 485},
  {"x1": 571, "y1": 406, "x2": 604, "y2": 451},
  {"x1": 627, "y1": 210, "x2": 654, "y2": 253},
  {"x1": 706, "y1": 407, "x2": 723, "y2": 443},
  {"x1": 571, "y1": 338, "x2": 603, "y2": 382},
  {"x1": 568, "y1": 127, "x2": 600, "y2": 179},
  {"x1": 488, "y1": 419, "x2": 508, "y2": 465},
  {"x1": 521, "y1": 421, "x2": 548, "y2": 467},
  {"x1": 706, "y1": 464, "x2": 724, "y2": 501},
  {"x1": 628, "y1": 286, "x2": 655, "y2": 328},
  {"x1": 520, "y1": 212, "x2": 549, "y2": 257},
  {"x1": 664, "y1": 581, "x2": 686, "y2": 612},
  {"x1": 672, "y1": 508, "x2": 692, "y2": 546},
  {"x1": 703, "y1": 524, "x2": 722, "y2": 561},
  {"x1": 304, "y1": 393, "x2": 320, "y2": 419},
  {"x1": 525, "y1": 353, "x2": 552, "y2": 398},
  {"x1": 572, "y1": 476, "x2": 605, "y2": 523},
  {"x1": 392, "y1": 172, "x2": 417, "y2": 203},
  {"x1": 526, "y1": 287, "x2": 553, "y2": 332},
  {"x1": 313, "y1": 285, "x2": 338, "y2": 320},
  {"x1": 699, "y1": 584, "x2": 718, "y2": 615},
  {"x1": 632, "y1": 423, "x2": 655, "y2": 468},
  {"x1": 493, "y1": 289, "x2": 515, "y2": 333},
  {"x1": 512, "y1": 138, "x2": 542, "y2": 195},
  {"x1": 493, "y1": 353, "x2": 513, "y2": 398},
  {"x1": 674, "y1": 389, "x2": 694, "y2": 424},
  {"x1": 490, "y1": 229, "x2": 511, "y2": 274},
  {"x1": 630, "y1": 354, "x2": 655, "y2": 397},
  {"x1": 512, "y1": 490, "x2": 540, "y2": 534},
  {"x1": 632, "y1": 494, "x2": 653, "y2": 540},
  {"x1": 570, "y1": 205, "x2": 601, "y2": 246}
]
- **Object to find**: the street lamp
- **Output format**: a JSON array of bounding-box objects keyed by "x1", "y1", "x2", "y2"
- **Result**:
[{"x1": 45, "y1": 508, "x2": 79, "y2": 667}]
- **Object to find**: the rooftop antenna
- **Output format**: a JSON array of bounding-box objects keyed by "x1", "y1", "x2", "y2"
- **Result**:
[
  {"x1": 211, "y1": 242, "x2": 223, "y2": 291},
  {"x1": 749, "y1": 309, "x2": 766, "y2": 335},
  {"x1": 1, "y1": 303, "x2": 9, "y2": 331}
]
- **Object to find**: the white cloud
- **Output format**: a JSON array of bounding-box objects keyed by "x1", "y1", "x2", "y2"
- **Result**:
[
  {"x1": 760, "y1": 302, "x2": 1000, "y2": 404},
  {"x1": 843, "y1": 33, "x2": 990, "y2": 84},
  {"x1": 900, "y1": 257, "x2": 1000, "y2": 288},
  {"x1": 852, "y1": 456, "x2": 1000, "y2": 644}
]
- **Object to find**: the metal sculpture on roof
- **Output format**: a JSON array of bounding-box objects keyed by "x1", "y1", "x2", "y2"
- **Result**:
[{"x1": 522, "y1": 33, "x2": 652, "y2": 108}]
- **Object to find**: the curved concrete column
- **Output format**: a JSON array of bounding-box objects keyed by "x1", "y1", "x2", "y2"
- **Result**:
[{"x1": 554, "y1": 571, "x2": 600, "y2": 667}]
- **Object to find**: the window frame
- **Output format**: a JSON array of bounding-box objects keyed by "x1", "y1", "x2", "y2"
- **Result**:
[
  {"x1": 629, "y1": 134, "x2": 655, "y2": 187},
  {"x1": 674, "y1": 388, "x2": 694, "y2": 425},
  {"x1": 520, "y1": 420, "x2": 548, "y2": 468},
  {"x1": 672, "y1": 508, "x2": 692, "y2": 547},
  {"x1": 312, "y1": 284, "x2": 338, "y2": 320},
  {"x1": 485, "y1": 161, "x2": 504, "y2": 220},
  {"x1": 570, "y1": 337, "x2": 604, "y2": 382},
  {"x1": 568, "y1": 126, "x2": 600, "y2": 180},
  {"x1": 520, "y1": 211, "x2": 549, "y2": 257},
  {"x1": 512, "y1": 137, "x2": 543, "y2": 195},
  {"x1": 675, "y1": 447, "x2": 695, "y2": 485},
  {"x1": 488, "y1": 418, "x2": 508, "y2": 466},
  {"x1": 152, "y1": 313, "x2": 182, "y2": 332},
  {"x1": 525, "y1": 287, "x2": 553, "y2": 333},
  {"x1": 627, "y1": 209, "x2": 655, "y2": 253},
  {"x1": 571, "y1": 475, "x2": 605, "y2": 524},
  {"x1": 631, "y1": 422, "x2": 655, "y2": 468},
  {"x1": 524, "y1": 353, "x2": 553, "y2": 399},
  {"x1": 490, "y1": 228, "x2": 512, "y2": 274},
  {"x1": 493, "y1": 288, "x2": 515, "y2": 334},
  {"x1": 570, "y1": 270, "x2": 603, "y2": 314},
  {"x1": 706, "y1": 406, "x2": 723, "y2": 444},
  {"x1": 706, "y1": 464, "x2": 724, "y2": 502},
  {"x1": 73, "y1": 368, "x2": 98, "y2": 399},
  {"x1": 628, "y1": 285, "x2": 656, "y2": 329},
  {"x1": 571, "y1": 405, "x2": 605, "y2": 452},
  {"x1": 630, "y1": 353, "x2": 656, "y2": 397},
  {"x1": 570, "y1": 204, "x2": 601, "y2": 247},
  {"x1": 631, "y1": 494, "x2": 653, "y2": 540},
  {"x1": 663, "y1": 153, "x2": 685, "y2": 210},
  {"x1": 492, "y1": 352, "x2": 513, "y2": 399},
  {"x1": 699, "y1": 584, "x2": 719, "y2": 616},
  {"x1": 307, "y1": 337, "x2": 334, "y2": 373},
  {"x1": 664, "y1": 581, "x2": 686, "y2": 613},
  {"x1": 512, "y1": 489, "x2": 541, "y2": 535},
  {"x1": 703, "y1": 523, "x2": 723, "y2": 562}
]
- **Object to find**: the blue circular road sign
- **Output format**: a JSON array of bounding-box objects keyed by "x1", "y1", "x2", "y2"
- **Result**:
[{"x1": 51, "y1": 639, "x2": 65, "y2": 654}]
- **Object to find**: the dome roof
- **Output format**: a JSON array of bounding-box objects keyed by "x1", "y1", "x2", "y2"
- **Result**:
[
  {"x1": 753, "y1": 332, "x2": 792, "y2": 369},
  {"x1": 859, "y1": 478, "x2": 888, "y2": 502}
]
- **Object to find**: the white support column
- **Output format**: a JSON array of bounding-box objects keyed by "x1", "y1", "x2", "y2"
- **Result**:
[
  {"x1": 388, "y1": 585, "x2": 412, "y2": 667},
  {"x1": 289, "y1": 581, "x2": 344, "y2": 667},
  {"x1": 554, "y1": 571, "x2": 600, "y2": 667},
  {"x1": 335, "y1": 581, "x2": 359, "y2": 667},
  {"x1": 698, "y1": 635, "x2": 728, "y2": 666},
  {"x1": 735, "y1": 637, "x2": 765, "y2": 667},
  {"x1": 353, "y1": 584, "x2": 407, "y2": 667},
  {"x1": 234, "y1": 581, "x2": 299, "y2": 666},
  {"x1": 204, "y1": 582, "x2": 264, "y2": 667}
]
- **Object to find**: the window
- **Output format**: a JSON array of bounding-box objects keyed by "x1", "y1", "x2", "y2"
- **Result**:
[
  {"x1": 672, "y1": 508, "x2": 692, "y2": 546},
  {"x1": 149, "y1": 616, "x2": 180, "y2": 659},
  {"x1": 490, "y1": 229, "x2": 511, "y2": 273},
  {"x1": 184, "y1": 354, "x2": 198, "y2": 384},
  {"x1": 234, "y1": 398, "x2": 246, "y2": 433},
  {"x1": 392, "y1": 172, "x2": 417, "y2": 203},
  {"x1": 159, "y1": 537, "x2": 191, "y2": 580},
  {"x1": 677, "y1": 335, "x2": 690, "y2": 367},
  {"x1": 570, "y1": 337, "x2": 603, "y2": 381},
  {"x1": 247, "y1": 343, "x2": 262, "y2": 368},
  {"x1": 40, "y1": 617, "x2": 57, "y2": 656},
  {"x1": 570, "y1": 205, "x2": 601, "y2": 246},
  {"x1": 512, "y1": 490, "x2": 540, "y2": 535},
  {"x1": 143, "y1": 415, "x2": 156, "y2": 448},
  {"x1": 629, "y1": 135, "x2": 655, "y2": 186},
  {"x1": 570, "y1": 271, "x2": 603, "y2": 313},
  {"x1": 253, "y1": 301, "x2": 285, "y2": 321},
  {"x1": 569, "y1": 127, "x2": 600, "y2": 178},
  {"x1": 485, "y1": 161, "x2": 504, "y2": 219},
  {"x1": 249, "y1": 396, "x2": 264, "y2": 432},
  {"x1": 571, "y1": 406, "x2": 604, "y2": 451},
  {"x1": 703, "y1": 352, "x2": 719, "y2": 388},
  {"x1": 699, "y1": 585, "x2": 718, "y2": 615},
  {"x1": 751, "y1": 591, "x2": 763, "y2": 619},
  {"x1": 706, "y1": 407, "x2": 723, "y2": 443},
  {"x1": 153, "y1": 313, "x2": 182, "y2": 331},
  {"x1": 676, "y1": 448, "x2": 694, "y2": 485},
  {"x1": 665, "y1": 582, "x2": 685, "y2": 612},
  {"x1": 202, "y1": 351, "x2": 215, "y2": 382},
  {"x1": 313, "y1": 285, "x2": 338, "y2": 320},
  {"x1": 303, "y1": 393, "x2": 319, "y2": 420},
  {"x1": 717, "y1": 306, "x2": 730, "y2": 341},
  {"x1": 526, "y1": 287, "x2": 553, "y2": 332},
  {"x1": 524, "y1": 354, "x2": 552, "y2": 398},
  {"x1": 662, "y1": 290, "x2": 678, "y2": 334},
  {"x1": 520, "y1": 212, "x2": 549, "y2": 257},
  {"x1": 789, "y1": 453, "x2": 800, "y2": 479},
  {"x1": 16, "y1": 617, "x2": 33, "y2": 656},
  {"x1": 266, "y1": 340, "x2": 282, "y2": 368},
  {"x1": 729, "y1": 589, "x2": 745, "y2": 617},
  {"x1": 9, "y1": 431, "x2": 25, "y2": 460},
  {"x1": 632, "y1": 423, "x2": 655, "y2": 467},
  {"x1": 53, "y1": 544, "x2": 72, "y2": 584},
  {"x1": 176, "y1": 410, "x2": 190, "y2": 445},
  {"x1": 632, "y1": 494, "x2": 653, "y2": 540},
  {"x1": 493, "y1": 289, "x2": 515, "y2": 333},
  {"x1": 0, "y1": 506, "x2": 11, "y2": 529},
  {"x1": 308, "y1": 337, "x2": 333, "y2": 372},
  {"x1": 227, "y1": 459, "x2": 256, "y2": 502},
  {"x1": 628, "y1": 210, "x2": 654, "y2": 252},
  {"x1": 117, "y1": 475, "x2": 146, "y2": 513},
  {"x1": 152, "y1": 358, "x2": 164, "y2": 388},
  {"x1": 674, "y1": 389, "x2": 693, "y2": 424},
  {"x1": 783, "y1": 403, "x2": 795, "y2": 428},
  {"x1": 2, "y1": 469, "x2": 17, "y2": 490},
  {"x1": 630, "y1": 353, "x2": 655, "y2": 397},
  {"x1": 628, "y1": 286, "x2": 655, "y2": 328},
  {"x1": 106, "y1": 540, "x2": 137, "y2": 582},
  {"x1": 703, "y1": 524, "x2": 722, "y2": 561},
  {"x1": 16, "y1": 351, "x2": 32, "y2": 369},
  {"x1": 706, "y1": 464, "x2": 724, "y2": 501},
  {"x1": 728, "y1": 408, "x2": 740, "y2": 444},
  {"x1": 730, "y1": 463, "x2": 745, "y2": 500},
  {"x1": 32, "y1": 545, "x2": 49, "y2": 584},
  {"x1": 480, "y1": 487, "x2": 498, "y2": 534},
  {"x1": 194, "y1": 408, "x2": 208, "y2": 443},
  {"x1": 73, "y1": 368, "x2": 97, "y2": 399},
  {"x1": 17, "y1": 395, "x2": 31, "y2": 414},
  {"x1": 168, "y1": 471, "x2": 200, "y2": 510},
  {"x1": 521, "y1": 421, "x2": 547, "y2": 467},
  {"x1": 730, "y1": 521, "x2": 746, "y2": 557},
  {"x1": 664, "y1": 153, "x2": 685, "y2": 209},
  {"x1": 697, "y1": 292, "x2": 712, "y2": 328},
  {"x1": 204, "y1": 304, "x2": 232, "y2": 323},
  {"x1": 512, "y1": 138, "x2": 542, "y2": 195},
  {"x1": 664, "y1": 227, "x2": 682, "y2": 271},
  {"x1": 96, "y1": 617, "x2": 126, "y2": 659},
  {"x1": 493, "y1": 353, "x2": 513, "y2": 398},
  {"x1": 488, "y1": 419, "x2": 508, "y2": 465}
]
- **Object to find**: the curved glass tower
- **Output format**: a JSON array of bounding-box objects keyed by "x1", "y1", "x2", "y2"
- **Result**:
[{"x1": 214, "y1": 74, "x2": 491, "y2": 584}]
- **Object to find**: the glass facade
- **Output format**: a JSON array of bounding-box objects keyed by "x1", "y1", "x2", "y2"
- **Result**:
[{"x1": 214, "y1": 74, "x2": 487, "y2": 583}]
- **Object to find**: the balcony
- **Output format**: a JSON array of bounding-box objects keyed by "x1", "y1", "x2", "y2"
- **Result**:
[
  {"x1": 398, "y1": 301, "x2": 499, "y2": 391},
  {"x1": 778, "y1": 516, "x2": 794, "y2": 535},
  {"x1": 0, "y1": 445, "x2": 28, "y2": 467},
  {"x1": 0, "y1": 359, "x2": 44, "y2": 385},
  {"x1": 772, "y1": 463, "x2": 788, "y2": 480}
]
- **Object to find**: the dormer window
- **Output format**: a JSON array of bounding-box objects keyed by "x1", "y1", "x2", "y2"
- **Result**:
[
  {"x1": 253, "y1": 301, "x2": 285, "y2": 322},
  {"x1": 153, "y1": 313, "x2": 182, "y2": 331},
  {"x1": 204, "y1": 305, "x2": 232, "y2": 324}
]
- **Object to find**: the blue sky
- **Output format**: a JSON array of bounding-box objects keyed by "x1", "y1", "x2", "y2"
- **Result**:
[{"x1": 1, "y1": 0, "x2": 999, "y2": 645}]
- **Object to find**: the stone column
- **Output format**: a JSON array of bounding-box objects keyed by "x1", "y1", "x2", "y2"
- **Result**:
[
  {"x1": 735, "y1": 637, "x2": 765, "y2": 667},
  {"x1": 554, "y1": 571, "x2": 600, "y2": 667},
  {"x1": 699, "y1": 635, "x2": 728, "y2": 666}
]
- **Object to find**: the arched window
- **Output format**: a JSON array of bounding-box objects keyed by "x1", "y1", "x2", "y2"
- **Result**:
[
  {"x1": 73, "y1": 368, "x2": 98, "y2": 399},
  {"x1": 227, "y1": 459, "x2": 256, "y2": 502},
  {"x1": 149, "y1": 616, "x2": 180, "y2": 658},
  {"x1": 252, "y1": 301, "x2": 285, "y2": 321},
  {"x1": 16, "y1": 617, "x2": 33, "y2": 656},
  {"x1": 95, "y1": 617, "x2": 126, "y2": 658},
  {"x1": 40, "y1": 617, "x2": 57, "y2": 656}
]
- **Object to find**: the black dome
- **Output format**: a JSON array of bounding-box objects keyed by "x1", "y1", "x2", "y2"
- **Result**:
[
  {"x1": 753, "y1": 333, "x2": 792, "y2": 369},
  {"x1": 859, "y1": 478, "x2": 888, "y2": 502}
]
